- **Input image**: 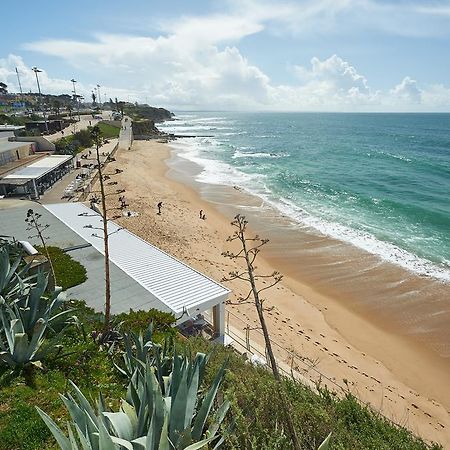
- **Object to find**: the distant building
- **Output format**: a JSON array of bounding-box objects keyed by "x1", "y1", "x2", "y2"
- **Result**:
[
  {"x1": 0, "y1": 154, "x2": 73, "y2": 198},
  {"x1": 0, "y1": 124, "x2": 26, "y2": 140},
  {"x1": 25, "y1": 119, "x2": 64, "y2": 134},
  {"x1": 0, "y1": 140, "x2": 34, "y2": 167}
]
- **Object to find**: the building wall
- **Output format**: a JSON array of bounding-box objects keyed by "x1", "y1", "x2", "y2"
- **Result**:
[
  {"x1": 14, "y1": 136, "x2": 55, "y2": 152},
  {"x1": 0, "y1": 143, "x2": 32, "y2": 166}
]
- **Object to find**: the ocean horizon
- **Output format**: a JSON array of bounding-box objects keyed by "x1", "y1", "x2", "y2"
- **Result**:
[{"x1": 159, "y1": 112, "x2": 450, "y2": 282}]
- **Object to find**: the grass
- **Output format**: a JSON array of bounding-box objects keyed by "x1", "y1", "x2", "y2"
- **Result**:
[
  {"x1": 0, "y1": 301, "x2": 123, "y2": 450},
  {"x1": 97, "y1": 121, "x2": 120, "y2": 139},
  {"x1": 0, "y1": 300, "x2": 442, "y2": 450},
  {"x1": 36, "y1": 246, "x2": 87, "y2": 290},
  {"x1": 188, "y1": 338, "x2": 442, "y2": 450}
]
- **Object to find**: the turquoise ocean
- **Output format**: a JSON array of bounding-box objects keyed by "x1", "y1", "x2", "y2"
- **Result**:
[{"x1": 159, "y1": 113, "x2": 450, "y2": 283}]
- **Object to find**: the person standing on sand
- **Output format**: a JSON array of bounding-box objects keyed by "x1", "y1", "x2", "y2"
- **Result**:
[
  {"x1": 199, "y1": 209, "x2": 203, "y2": 219},
  {"x1": 157, "y1": 201, "x2": 163, "y2": 215}
]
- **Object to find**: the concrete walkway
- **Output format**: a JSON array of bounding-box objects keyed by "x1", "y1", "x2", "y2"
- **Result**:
[{"x1": 46, "y1": 112, "x2": 109, "y2": 142}]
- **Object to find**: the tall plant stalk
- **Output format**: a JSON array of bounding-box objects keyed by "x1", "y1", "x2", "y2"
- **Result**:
[
  {"x1": 91, "y1": 126, "x2": 111, "y2": 330},
  {"x1": 25, "y1": 209, "x2": 56, "y2": 285},
  {"x1": 223, "y1": 214, "x2": 301, "y2": 450}
]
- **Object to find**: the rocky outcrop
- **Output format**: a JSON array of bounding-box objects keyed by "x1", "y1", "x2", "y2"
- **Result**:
[{"x1": 127, "y1": 105, "x2": 174, "y2": 123}]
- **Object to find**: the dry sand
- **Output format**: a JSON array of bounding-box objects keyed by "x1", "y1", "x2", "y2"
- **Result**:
[{"x1": 98, "y1": 139, "x2": 450, "y2": 447}]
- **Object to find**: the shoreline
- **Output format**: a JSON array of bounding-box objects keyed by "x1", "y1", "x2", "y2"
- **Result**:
[{"x1": 104, "y1": 139, "x2": 450, "y2": 446}]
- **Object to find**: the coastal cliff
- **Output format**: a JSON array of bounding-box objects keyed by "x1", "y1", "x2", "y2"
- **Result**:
[{"x1": 125, "y1": 104, "x2": 174, "y2": 122}]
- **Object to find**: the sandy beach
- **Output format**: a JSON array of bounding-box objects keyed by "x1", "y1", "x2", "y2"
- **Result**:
[{"x1": 98, "y1": 139, "x2": 450, "y2": 447}]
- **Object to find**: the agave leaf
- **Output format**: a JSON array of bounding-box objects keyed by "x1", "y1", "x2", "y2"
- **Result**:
[
  {"x1": 184, "y1": 360, "x2": 200, "y2": 430},
  {"x1": 61, "y1": 393, "x2": 90, "y2": 437},
  {"x1": 120, "y1": 400, "x2": 138, "y2": 435},
  {"x1": 169, "y1": 364, "x2": 189, "y2": 444},
  {"x1": 318, "y1": 432, "x2": 332, "y2": 450},
  {"x1": 191, "y1": 359, "x2": 227, "y2": 441},
  {"x1": 12, "y1": 333, "x2": 32, "y2": 364},
  {"x1": 68, "y1": 423, "x2": 81, "y2": 450},
  {"x1": 183, "y1": 436, "x2": 216, "y2": 450},
  {"x1": 109, "y1": 436, "x2": 134, "y2": 450},
  {"x1": 207, "y1": 400, "x2": 231, "y2": 438},
  {"x1": 149, "y1": 369, "x2": 166, "y2": 446},
  {"x1": 103, "y1": 411, "x2": 134, "y2": 440},
  {"x1": 157, "y1": 409, "x2": 170, "y2": 450},
  {"x1": 74, "y1": 422, "x2": 95, "y2": 450},
  {"x1": 0, "y1": 249, "x2": 21, "y2": 294},
  {"x1": 97, "y1": 418, "x2": 118, "y2": 450},
  {"x1": 36, "y1": 407, "x2": 72, "y2": 450},
  {"x1": 69, "y1": 380, "x2": 99, "y2": 426}
]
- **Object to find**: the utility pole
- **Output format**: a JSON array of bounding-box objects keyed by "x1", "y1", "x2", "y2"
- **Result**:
[
  {"x1": 71, "y1": 78, "x2": 81, "y2": 122},
  {"x1": 97, "y1": 84, "x2": 101, "y2": 112},
  {"x1": 15, "y1": 67, "x2": 24, "y2": 108},
  {"x1": 32, "y1": 67, "x2": 49, "y2": 134}
]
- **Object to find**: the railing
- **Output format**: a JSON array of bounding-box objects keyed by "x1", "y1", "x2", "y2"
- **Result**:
[{"x1": 204, "y1": 307, "x2": 429, "y2": 441}]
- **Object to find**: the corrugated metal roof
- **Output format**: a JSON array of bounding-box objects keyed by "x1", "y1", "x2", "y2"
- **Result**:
[
  {"x1": 0, "y1": 140, "x2": 31, "y2": 155},
  {"x1": 44, "y1": 202, "x2": 230, "y2": 316},
  {"x1": 3, "y1": 155, "x2": 72, "y2": 180}
]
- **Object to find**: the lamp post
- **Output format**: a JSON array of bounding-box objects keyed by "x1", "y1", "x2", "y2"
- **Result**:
[
  {"x1": 32, "y1": 66, "x2": 49, "y2": 134},
  {"x1": 71, "y1": 78, "x2": 81, "y2": 122},
  {"x1": 97, "y1": 84, "x2": 101, "y2": 112}
]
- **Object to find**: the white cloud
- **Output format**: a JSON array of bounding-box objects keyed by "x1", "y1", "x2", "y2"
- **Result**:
[
  {"x1": 2, "y1": 50, "x2": 448, "y2": 112},
  {"x1": 0, "y1": 54, "x2": 131, "y2": 101},
  {"x1": 295, "y1": 55, "x2": 369, "y2": 93},
  {"x1": 390, "y1": 76, "x2": 421, "y2": 103},
  {"x1": 2, "y1": 0, "x2": 449, "y2": 111}
]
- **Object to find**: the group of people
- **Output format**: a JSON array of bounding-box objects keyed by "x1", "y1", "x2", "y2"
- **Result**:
[
  {"x1": 156, "y1": 201, "x2": 206, "y2": 220},
  {"x1": 119, "y1": 195, "x2": 127, "y2": 209}
]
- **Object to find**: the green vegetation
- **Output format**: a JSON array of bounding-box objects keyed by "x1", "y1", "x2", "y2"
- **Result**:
[
  {"x1": 97, "y1": 121, "x2": 120, "y2": 138},
  {"x1": 0, "y1": 239, "x2": 442, "y2": 450},
  {"x1": 36, "y1": 246, "x2": 87, "y2": 290},
  {"x1": 0, "y1": 242, "x2": 73, "y2": 370},
  {"x1": 54, "y1": 122, "x2": 119, "y2": 155},
  {"x1": 115, "y1": 308, "x2": 176, "y2": 339},
  {"x1": 124, "y1": 104, "x2": 173, "y2": 123},
  {"x1": 190, "y1": 338, "x2": 441, "y2": 450},
  {"x1": 38, "y1": 327, "x2": 231, "y2": 449},
  {"x1": 0, "y1": 113, "x2": 28, "y2": 126},
  {"x1": 54, "y1": 128, "x2": 94, "y2": 155}
]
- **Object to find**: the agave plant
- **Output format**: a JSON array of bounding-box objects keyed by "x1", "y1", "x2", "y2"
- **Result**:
[
  {"x1": 0, "y1": 240, "x2": 72, "y2": 368},
  {"x1": 9, "y1": 271, "x2": 70, "y2": 335},
  {"x1": 0, "y1": 239, "x2": 35, "y2": 300},
  {"x1": 38, "y1": 345, "x2": 231, "y2": 449},
  {"x1": 114, "y1": 324, "x2": 173, "y2": 379},
  {"x1": 0, "y1": 300, "x2": 53, "y2": 367}
]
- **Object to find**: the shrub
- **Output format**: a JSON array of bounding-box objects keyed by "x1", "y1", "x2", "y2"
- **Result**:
[
  {"x1": 115, "y1": 308, "x2": 176, "y2": 338},
  {"x1": 36, "y1": 246, "x2": 87, "y2": 290}
]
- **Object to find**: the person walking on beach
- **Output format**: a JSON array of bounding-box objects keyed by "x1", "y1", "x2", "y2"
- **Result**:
[
  {"x1": 157, "y1": 201, "x2": 163, "y2": 215},
  {"x1": 199, "y1": 209, "x2": 203, "y2": 219}
]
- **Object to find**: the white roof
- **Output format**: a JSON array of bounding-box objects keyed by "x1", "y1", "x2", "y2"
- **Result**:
[
  {"x1": 0, "y1": 125, "x2": 26, "y2": 131},
  {"x1": 3, "y1": 155, "x2": 72, "y2": 180},
  {"x1": 44, "y1": 202, "x2": 230, "y2": 316}
]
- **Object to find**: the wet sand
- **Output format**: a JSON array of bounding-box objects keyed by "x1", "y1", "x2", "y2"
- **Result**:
[{"x1": 100, "y1": 139, "x2": 450, "y2": 447}]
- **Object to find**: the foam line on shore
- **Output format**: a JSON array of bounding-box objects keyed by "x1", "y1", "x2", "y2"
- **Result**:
[{"x1": 167, "y1": 137, "x2": 450, "y2": 283}]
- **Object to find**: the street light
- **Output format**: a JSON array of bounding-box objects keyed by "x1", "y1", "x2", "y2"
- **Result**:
[
  {"x1": 71, "y1": 78, "x2": 81, "y2": 122},
  {"x1": 97, "y1": 84, "x2": 101, "y2": 111},
  {"x1": 32, "y1": 66, "x2": 49, "y2": 134}
]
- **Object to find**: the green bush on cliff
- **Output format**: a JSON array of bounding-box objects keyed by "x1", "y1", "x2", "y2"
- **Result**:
[{"x1": 35, "y1": 246, "x2": 87, "y2": 290}]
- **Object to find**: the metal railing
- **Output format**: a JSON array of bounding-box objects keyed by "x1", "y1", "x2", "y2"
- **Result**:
[{"x1": 203, "y1": 307, "x2": 430, "y2": 441}]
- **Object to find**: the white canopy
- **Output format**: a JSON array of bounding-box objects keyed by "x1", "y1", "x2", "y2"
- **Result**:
[{"x1": 44, "y1": 202, "x2": 230, "y2": 318}]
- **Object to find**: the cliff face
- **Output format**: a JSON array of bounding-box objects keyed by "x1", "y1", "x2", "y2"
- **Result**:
[
  {"x1": 126, "y1": 105, "x2": 174, "y2": 123},
  {"x1": 132, "y1": 119, "x2": 162, "y2": 136}
]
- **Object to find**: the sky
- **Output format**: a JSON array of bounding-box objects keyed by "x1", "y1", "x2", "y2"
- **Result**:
[{"x1": 1, "y1": 0, "x2": 450, "y2": 112}]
